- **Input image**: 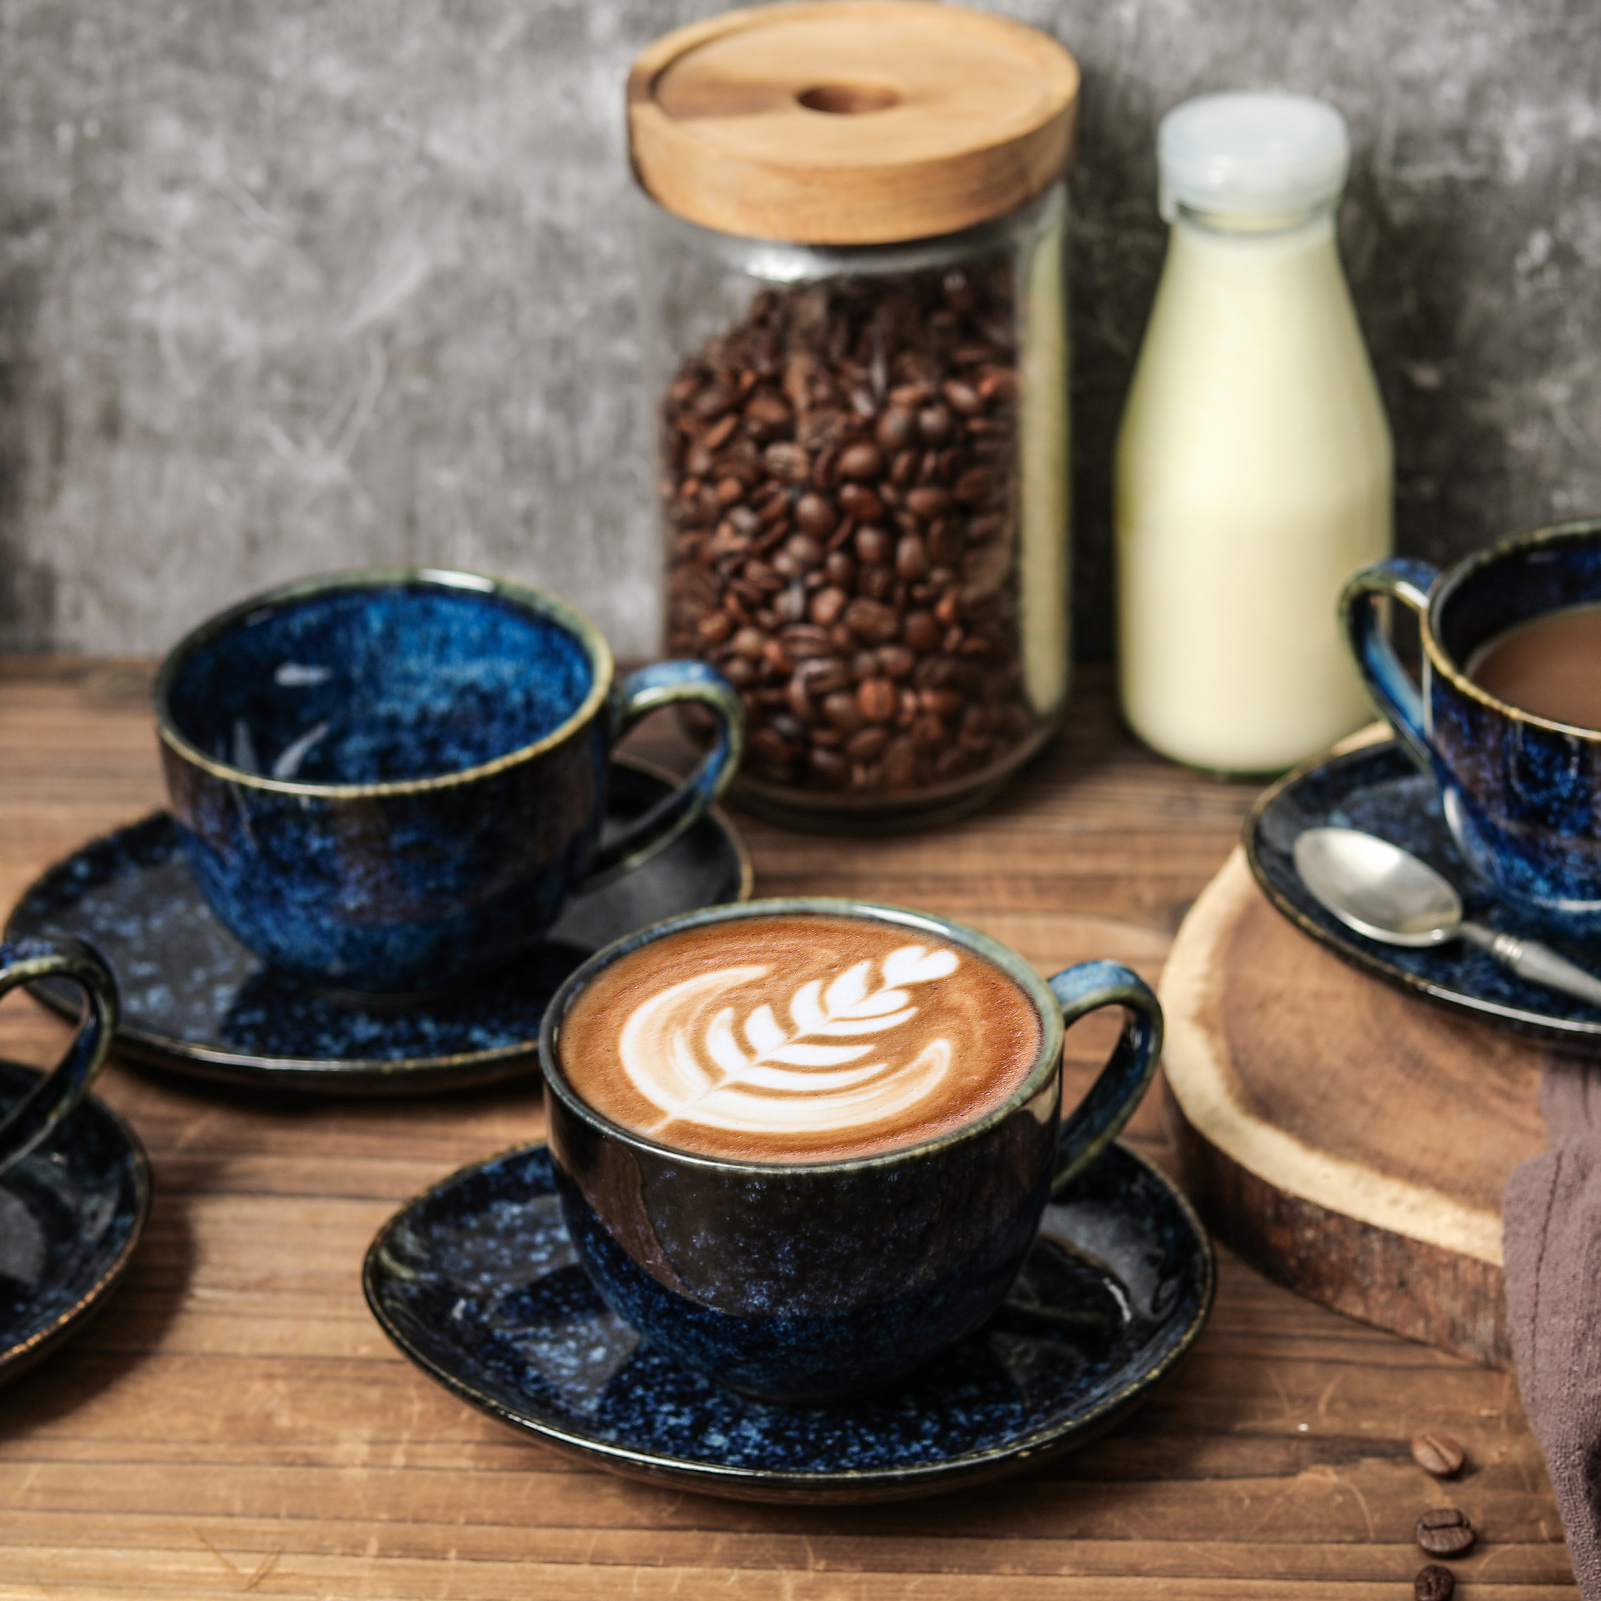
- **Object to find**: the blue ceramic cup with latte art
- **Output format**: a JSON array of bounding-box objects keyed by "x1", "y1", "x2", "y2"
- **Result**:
[{"x1": 540, "y1": 898, "x2": 1162, "y2": 1403}]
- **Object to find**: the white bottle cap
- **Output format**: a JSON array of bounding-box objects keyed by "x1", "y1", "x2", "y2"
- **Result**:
[{"x1": 1157, "y1": 91, "x2": 1350, "y2": 222}]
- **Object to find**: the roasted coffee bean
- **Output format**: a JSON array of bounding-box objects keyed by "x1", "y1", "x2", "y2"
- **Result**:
[
  {"x1": 745, "y1": 391, "x2": 792, "y2": 427},
  {"x1": 844, "y1": 597, "x2": 900, "y2": 644},
  {"x1": 876, "y1": 407, "x2": 916, "y2": 452},
  {"x1": 847, "y1": 725, "x2": 890, "y2": 761},
  {"x1": 905, "y1": 485, "x2": 952, "y2": 519},
  {"x1": 1411, "y1": 1434, "x2": 1465, "y2": 1479},
  {"x1": 954, "y1": 466, "x2": 997, "y2": 506},
  {"x1": 781, "y1": 533, "x2": 822, "y2": 571},
  {"x1": 750, "y1": 727, "x2": 795, "y2": 765},
  {"x1": 858, "y1": 678, "x2": 897, "y2": 723},
  {"x1": 902, "y1": 610, "x2": 941, "y2": 653},
  {"x1": 839, "y1": 442, "x2": 884, "y2": 480},
  {"x1": 1414, "y1": 1565, "x2": 1454, "y2": 1601},
  {"x1": 942, "y1": 378, "x2": 984, "y2": 416},
  {"x1": 883, "y1": 735, "x2": 918, "y2": 787},
  {"x1": 856, "y1": 525, "x2": 893, "y2": 565},
  {"x1": 896, "y1": 533, "x2": 929, "y2": 580},
  {"x1": 795, "y1": 493, "x2": 837, "y2": 537},
  {"x1": 798, "y1": 656, "x2": 852, "y2": 694},
  {"x1": 808, "y1": 746, "x2": 848, "y2": 787},
  {"x1": 660, "y1": 268, "x2": 1037, "y2": 798},
  {"x1": 824, "y1": 550, "x2": 857, "y2": 587},
  {"x1": 927, "y1": 520, "x2": 964, "y2": 566},
  {"x1": 1415, "y1": 1509, "x2": 1474, "y2": 1558},
  {"x1": 878, "y1": 644, "x2": 916, "y2": 679},
  {"x1": 809, "y1": 586, "x2": 848, "y2": 626},
  {"x1": 860, "y1": 564, "x2": 896, "y2": 601},
  {"x1": 838, "y1": 483, "x2": 886, "y2": 523},
  {"x1": 822, "y1": 691, "x2": 863, "y2": 733}
]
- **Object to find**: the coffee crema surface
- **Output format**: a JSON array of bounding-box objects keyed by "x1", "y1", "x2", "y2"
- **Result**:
[
  {"x1": 1468, "y1": 602, "x2": 1601, "y2": 732},
  {"x1": 558, "y1": 914, "x2": 1042, "y2": 1162}
]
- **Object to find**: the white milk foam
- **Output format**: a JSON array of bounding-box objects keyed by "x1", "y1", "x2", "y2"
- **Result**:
[{"x1": 617, "y1": 945, "x2": 961, "y2": 1139}]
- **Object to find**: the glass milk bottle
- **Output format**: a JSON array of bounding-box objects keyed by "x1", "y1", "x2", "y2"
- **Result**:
[{"x1": 1115, "y1": 92, "x2": 1392, "y2": 775}]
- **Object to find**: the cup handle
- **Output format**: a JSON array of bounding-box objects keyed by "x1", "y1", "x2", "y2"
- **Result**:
[
  {"x1": 580, "y1": 660, "x2": 746, "y2": 889},
  {"x1": 1339, "y1": 556, "x2": 1441, "y2": 773},
  {"x1": 1047, "y1": 960, "x2": 1163, "y2": 1196},
  {"x1": 0, "y1": 936, "x2": 120, "y2": 1178}
]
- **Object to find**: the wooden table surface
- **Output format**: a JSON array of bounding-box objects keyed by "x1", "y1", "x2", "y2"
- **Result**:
[{"x1": 0, "y1": 657, "x2": 1576, "y2": 1599}]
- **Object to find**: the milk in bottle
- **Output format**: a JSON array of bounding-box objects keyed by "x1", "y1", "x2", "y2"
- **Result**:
[{"x1": 1115, "y1": 92, "x2": 1392, "y2": 774}]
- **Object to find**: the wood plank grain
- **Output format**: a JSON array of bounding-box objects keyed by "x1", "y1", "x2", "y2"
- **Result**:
[{"x1": 0, "y1": 660, "x2": 1574, "y2": 1596}]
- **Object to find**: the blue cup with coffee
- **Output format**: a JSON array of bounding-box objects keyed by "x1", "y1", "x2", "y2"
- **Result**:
[
  {"x1": 1342, "y1": 518, "x2": 1601, "y2": 937},
  {"x1": 540, "y1": 898, "x2": 1162, "y2": 1402},
  {"x1": 154, "y1": 568, "x2": 745, "y2": 997}
]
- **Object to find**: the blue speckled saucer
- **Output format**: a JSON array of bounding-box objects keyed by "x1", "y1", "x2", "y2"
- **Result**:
[
  {"x1": 1249, "y1": 738, "x2": 1601, "y2": 1051},
  {"x1": 6, "y1": 759, "x2": 752, "y2": 1094},
  {"x1": 0, "y1": 1059, "x2": 151, "y2": 1384},
  {"x1": 363, "y1": 1141, "x2": 1213, "y2": 1504}
]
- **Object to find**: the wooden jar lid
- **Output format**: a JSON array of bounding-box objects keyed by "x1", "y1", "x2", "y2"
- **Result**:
[{"x1": 627, "y1": 1, "x2": 1080, "y2": 246}]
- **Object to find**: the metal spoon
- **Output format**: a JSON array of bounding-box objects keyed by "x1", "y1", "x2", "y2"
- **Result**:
[{"x1": 1292, "y1": 826, "x2": 1601, "y2": 1010}]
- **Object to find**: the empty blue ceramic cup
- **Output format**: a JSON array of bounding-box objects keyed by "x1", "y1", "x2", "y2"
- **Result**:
[
  {"x1": 155, "y1": 568, "x2": 745, "y2": 997},
  {"x1": 1342, "y1": 519, "x2": 1601, "y2": 937}
]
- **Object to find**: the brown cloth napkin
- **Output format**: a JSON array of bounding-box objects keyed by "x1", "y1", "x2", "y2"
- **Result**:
[{"x1": 1504, "y1": 1056, "x2": 1601, "y2": 1597}]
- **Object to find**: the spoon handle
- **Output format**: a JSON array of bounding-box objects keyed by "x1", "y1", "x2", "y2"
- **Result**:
[{"x1": 1458, "y1": 921, "x2": 1601, "y2": 1010}]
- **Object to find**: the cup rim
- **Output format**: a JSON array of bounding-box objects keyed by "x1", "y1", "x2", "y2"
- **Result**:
[
  {"x1": 1423, "y1": 517, "x2": 1601, "y2": 740},
  {"x1": 152, "y1": 566, "x2": 616, "y2": 799},
  {"x1": 538, "y1": 896, "x2": 1067, "y2": 1176}
]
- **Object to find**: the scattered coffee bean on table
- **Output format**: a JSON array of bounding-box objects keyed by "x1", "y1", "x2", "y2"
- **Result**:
[
  {"x1": 1415, "y1": 1508, "x2": 1475, "y2": 1557},
  {"x1": 1411, "y1": 1431, "x2": 1465, "y2": 1478},
  {"x1": 660, "y1": 267, "x2": 1039, "y2": 801},
  {"x1": 1414, "y1": 1563, "x2": 1455, "y2": 1601}
]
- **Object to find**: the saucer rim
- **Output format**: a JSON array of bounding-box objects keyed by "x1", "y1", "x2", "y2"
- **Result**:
[
  {"x1": 0, "y1": 1060, "x2": 153, "y2": 1384},
  {"x1": 362, "y1": 1138, "x2": 1215, "y2": 1503},
  {"x1": 7, "y1": 755, "x2": 754, "y2": 1091},
  {"x1": 1245, "y1": 737, "x2": 1601, "y2": 1046}
]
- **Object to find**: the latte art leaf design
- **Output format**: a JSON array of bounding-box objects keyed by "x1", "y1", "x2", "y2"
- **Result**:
[{"x1": 618, "y1": 944, "x2": 963, "y2": 1138}]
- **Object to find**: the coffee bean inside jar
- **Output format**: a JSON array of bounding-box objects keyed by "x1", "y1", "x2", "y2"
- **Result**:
[
  {"x1": 663, "y1": 268, "x2": 1040, "y2": 803},
  {"x1": 631, "y1": 2, "x2": 1077, "y2": 829}
]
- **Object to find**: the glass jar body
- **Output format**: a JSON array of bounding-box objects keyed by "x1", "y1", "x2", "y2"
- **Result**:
[{"x1": 641, "y1": 189, "x2": 1071, "y2": 833}]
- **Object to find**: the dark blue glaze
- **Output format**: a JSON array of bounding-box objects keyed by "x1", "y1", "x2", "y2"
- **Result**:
[
  {"x1": 1248, "y1": 737, "x2": 1601, "y2": 1051},
  {"x1": 0, "y1": 1059, "x2": 150, "y2": 1384},
  {"x1": 362, "y1": 1140, "x2": 1213, "y2": 1503},
  {"x1": 539, "y1": 899, "x2": 1162, "y2": 1403},
  {"x1": 0, "y1": 937, "x2": 119, "y2": 1175},
  {"x1": 166, "y1": 583, "x2": 594, "y2": 784},
  {"x1": 4, "y1": 762, "x2": 752, "y2": 1093},
  {"x1": 1344, "y1": 522, "x2": 1601, "y2": 938},
  {"x1": 155, "y1": 569, "x2": 744, "y2": 996}
]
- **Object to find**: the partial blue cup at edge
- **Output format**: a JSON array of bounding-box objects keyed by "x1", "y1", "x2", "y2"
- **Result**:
[
  {"x1": 154, "y1": 567, "x2": 745, "y2": 998},
  {"x1": 1342, "y1": 517, "x2": 1601, "y2": 939}
]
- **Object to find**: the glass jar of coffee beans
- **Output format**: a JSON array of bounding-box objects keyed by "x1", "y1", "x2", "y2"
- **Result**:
[{"x1": 629, "y1": 2, "x2": 1078, "y2": 830}]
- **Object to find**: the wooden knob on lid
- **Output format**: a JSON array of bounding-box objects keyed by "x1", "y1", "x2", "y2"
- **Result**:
[{"x1": 627, "y1": 1, "x2": 1080, "y2": 246}]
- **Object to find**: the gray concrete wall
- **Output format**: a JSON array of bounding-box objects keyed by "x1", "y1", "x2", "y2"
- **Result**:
[{"x1": 2, "y1": 0, "x2": 1597, "y2": 658}]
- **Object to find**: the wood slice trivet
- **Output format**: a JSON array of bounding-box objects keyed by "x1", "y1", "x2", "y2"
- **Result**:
[{"x1": 1160, "y1": 846, "x2": 1550, "y2": 1366}]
